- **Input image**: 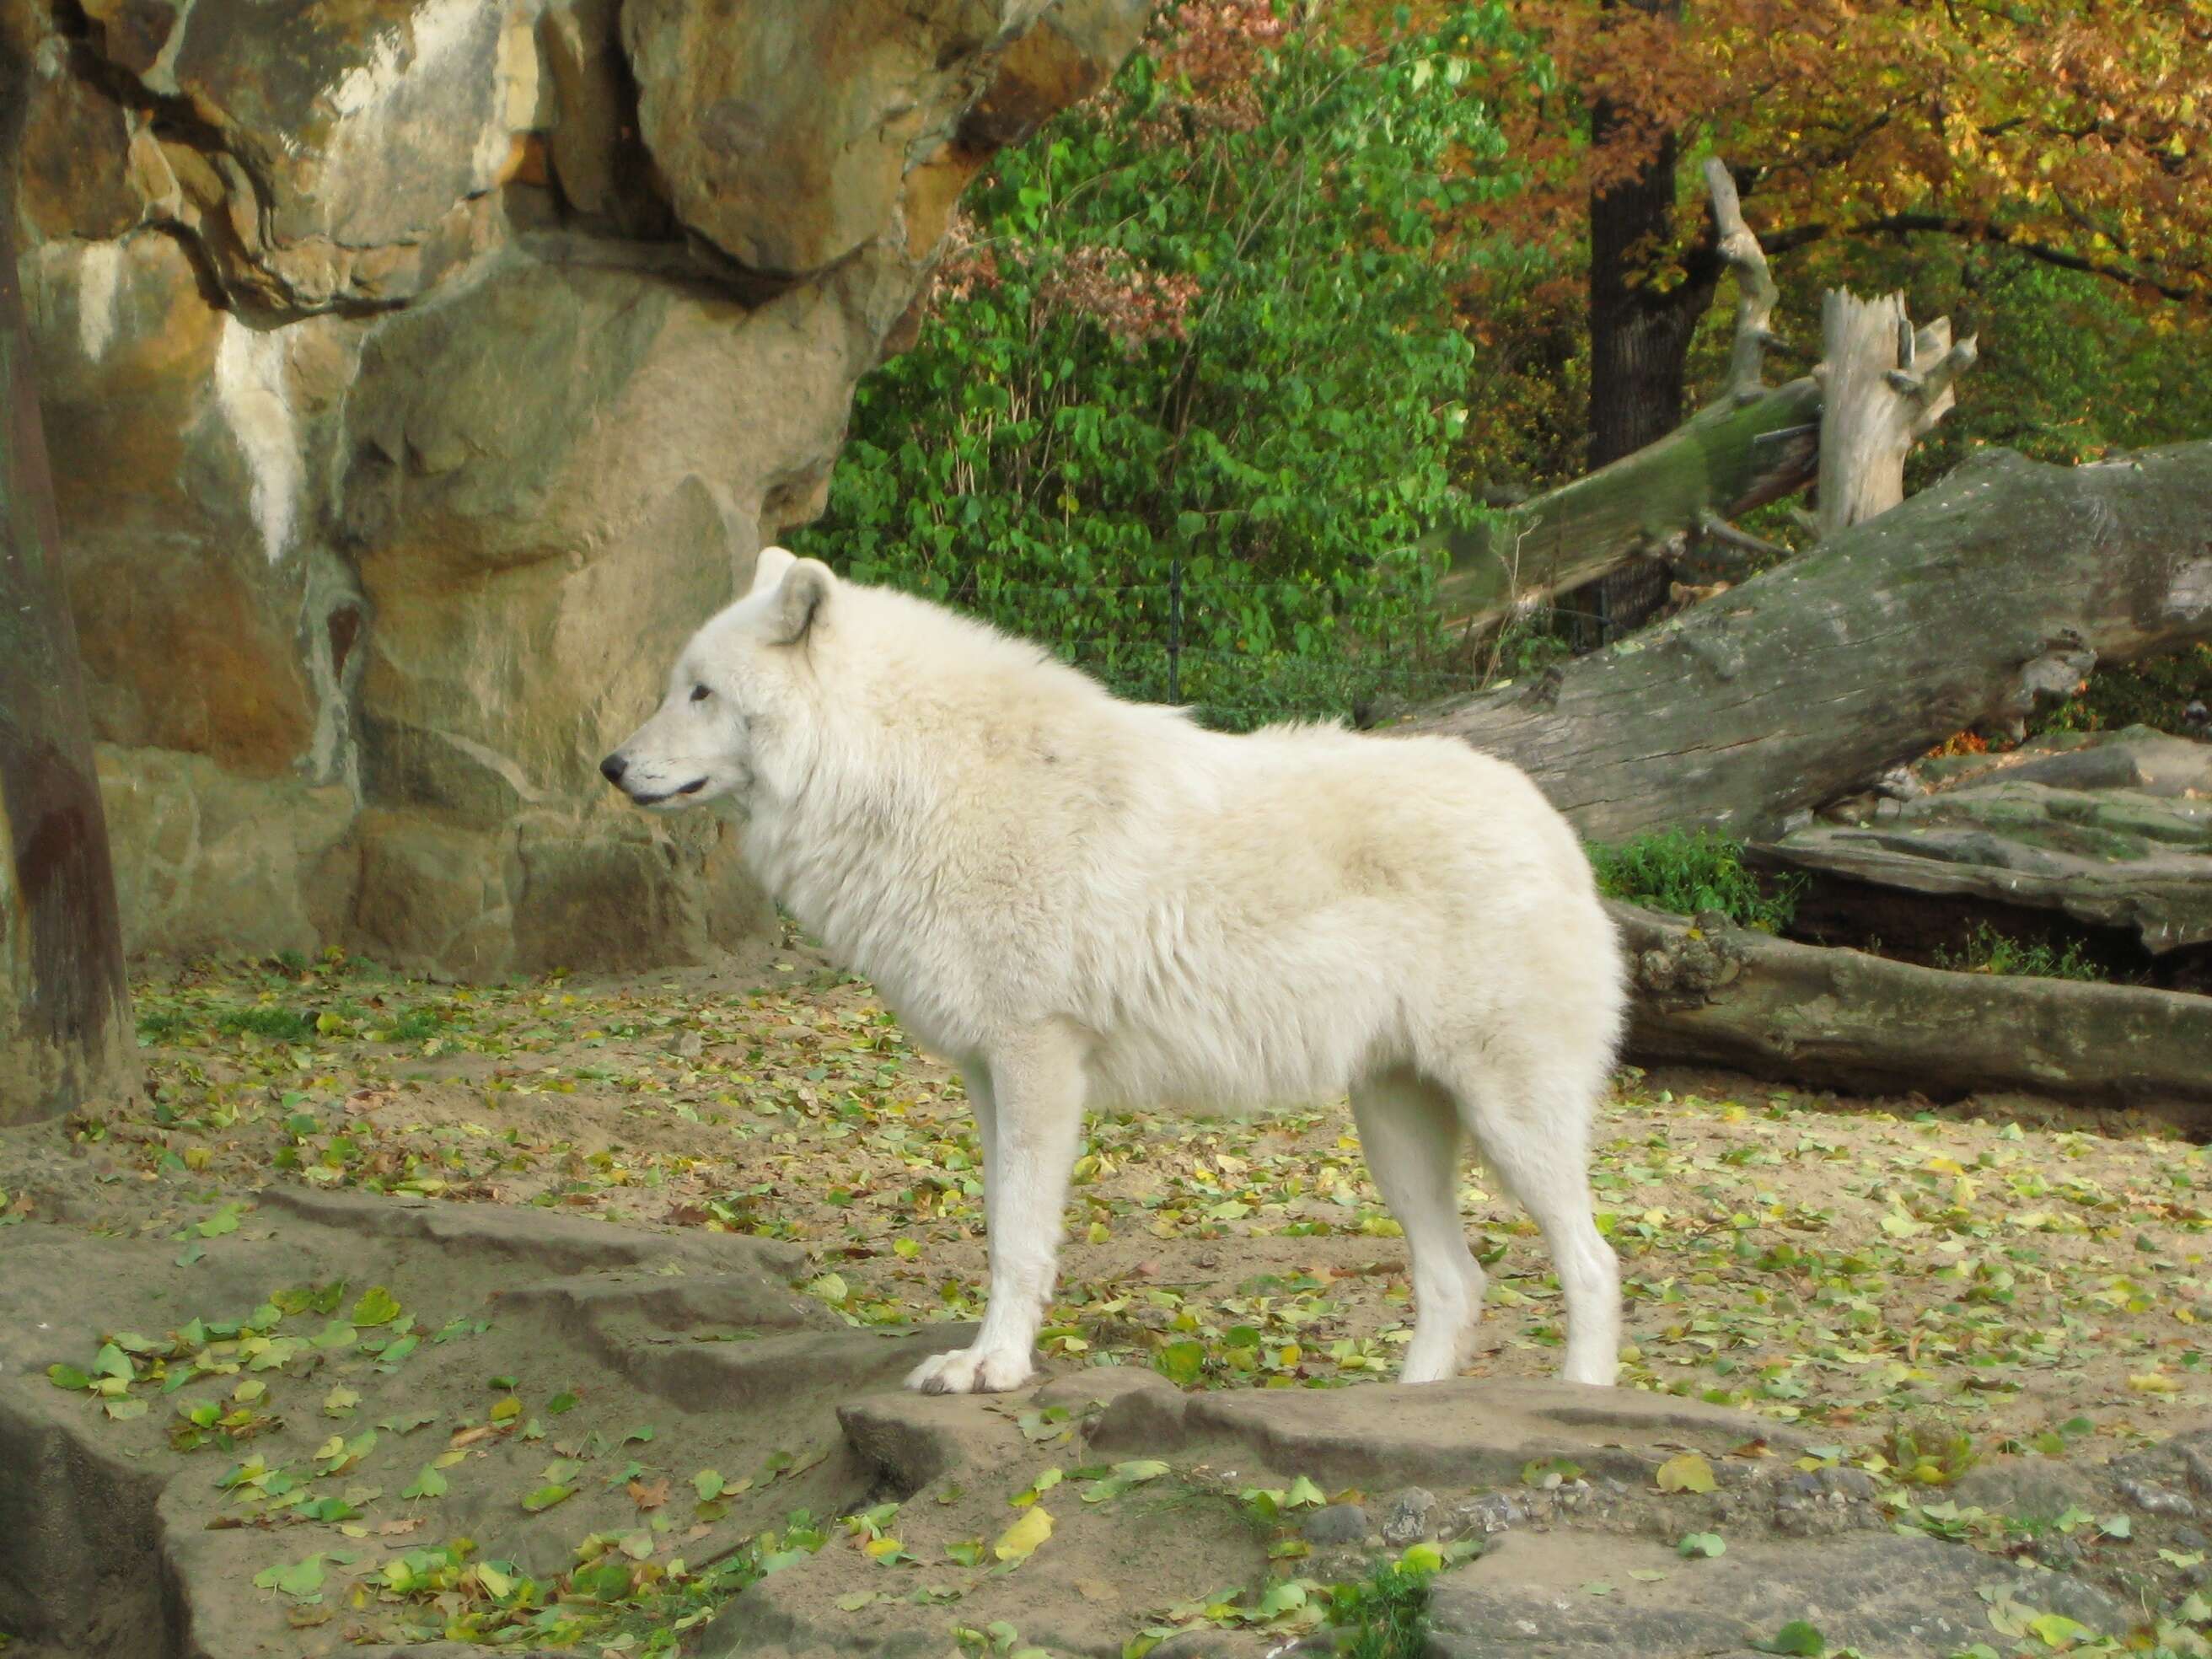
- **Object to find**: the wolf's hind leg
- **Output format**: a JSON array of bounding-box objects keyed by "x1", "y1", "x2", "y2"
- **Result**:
[{"x1": 1351, "y1": 1068, "x2": 1488, "y2": 1385}]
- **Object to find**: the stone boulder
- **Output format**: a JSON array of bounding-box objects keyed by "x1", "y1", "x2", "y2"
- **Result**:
[{"x1": 6, "y1": 0, "x2": 1147, "y2": 974}]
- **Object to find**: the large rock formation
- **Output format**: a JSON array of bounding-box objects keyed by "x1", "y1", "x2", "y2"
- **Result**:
[{"x1": 5, "y1": 0, "x2": 1146, "y2": 976}]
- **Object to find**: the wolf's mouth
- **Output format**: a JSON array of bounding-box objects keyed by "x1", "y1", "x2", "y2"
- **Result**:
[{"x1": 631, "y1": 777, "x2": 707, "y2": 806}]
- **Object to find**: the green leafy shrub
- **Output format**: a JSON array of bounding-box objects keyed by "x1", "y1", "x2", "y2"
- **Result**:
[
  {"x1": 795, "y1": 4, "x2": 1526, "y2": 727},
  {"x1": 1589, "y1": 829, "x2": 1799, "y2": 932}
]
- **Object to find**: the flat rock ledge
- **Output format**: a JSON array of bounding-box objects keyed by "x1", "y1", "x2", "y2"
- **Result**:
[{"x1": 2, "y1": 1189, "x2": 2204, "y2": 1659}]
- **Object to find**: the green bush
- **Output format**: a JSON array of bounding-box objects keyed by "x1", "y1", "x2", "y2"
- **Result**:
[
  {"x1": 1589, "y1": 829, "x2": 1799, "y2": 932},
  {"x1": 795, "y1": 4, "x2": 1527, "y2": 727}
]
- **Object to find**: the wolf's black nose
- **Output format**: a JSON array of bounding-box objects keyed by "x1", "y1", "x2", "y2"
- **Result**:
[{"x1": 599, "y1": 754, "x2": 628, "y2": 785}]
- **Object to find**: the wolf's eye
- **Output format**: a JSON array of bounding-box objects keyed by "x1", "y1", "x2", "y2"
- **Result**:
[{"x1": 690, "y1": 684, "x2": 711, "y2": 703}]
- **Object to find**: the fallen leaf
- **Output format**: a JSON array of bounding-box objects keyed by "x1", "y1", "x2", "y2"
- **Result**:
[
  {"x1": 993, "y1": 1505, "x2": 1053, "y2": 1562},
  {"x1": 1656, "y1": 1453, "x2": 1716, "y2": 1495}
]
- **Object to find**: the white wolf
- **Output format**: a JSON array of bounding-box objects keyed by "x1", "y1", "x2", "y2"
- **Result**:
[{"x1": 604, "y1": 549, "x2": 1625, "y2": 1395}]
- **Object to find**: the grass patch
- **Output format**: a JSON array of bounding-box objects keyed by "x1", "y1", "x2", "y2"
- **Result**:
[
  {"x1": 1326, "y1": 1558, "x2": 1438, "y2": 1659},
  {"x1": 1936, "y1": 923, "x2": 2107, "y2": 983},
  {"x1": 139, "y1": 1006, "x2": 316, "y2": 1044},
  {"x1": 1589, "y1": 829, "x2": 1800, "y2": 932}
]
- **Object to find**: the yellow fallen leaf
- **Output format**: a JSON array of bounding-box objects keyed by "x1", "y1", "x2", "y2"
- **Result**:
[
  {"x1": 2129, "y1": 1372, "x2": 2181, "y2": 1394},
  {"x1": 1655, "y1": 1453, "x2": 1716, "y2": 1495},
  {"x1": 993, "y1": 1505, "x2": 1053, "y2": 1562}
]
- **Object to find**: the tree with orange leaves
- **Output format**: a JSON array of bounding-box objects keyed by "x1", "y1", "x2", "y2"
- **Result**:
[{"x1": 1485, "y1": 0, "x2": 2210, "y2": 470}]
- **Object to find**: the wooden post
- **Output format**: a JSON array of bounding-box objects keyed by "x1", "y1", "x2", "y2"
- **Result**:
[{"x1": 0, "y1": 46, "x2": 137, "y2": 1124}]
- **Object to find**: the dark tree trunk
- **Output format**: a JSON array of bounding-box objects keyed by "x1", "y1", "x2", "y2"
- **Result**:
[
  {"x1": 0, "y1": 43, "x2": 137, "y2": 1124},
  {"x1": 1587, "y1": 128, "x2": 1710, "y2": 468},
  {"x1": 1576, "y1": 1, "x2": 1721, "y2": 642}
]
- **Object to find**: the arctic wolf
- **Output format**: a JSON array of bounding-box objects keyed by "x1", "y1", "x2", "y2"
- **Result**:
[{"x1": 604, "y1": 549, "x2": 1625, "y2": 1395}]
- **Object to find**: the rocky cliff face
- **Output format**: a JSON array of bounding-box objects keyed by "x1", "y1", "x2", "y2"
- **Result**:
[{"x1": 6, "y1": 0, "x2": 1144, "y2": 976}]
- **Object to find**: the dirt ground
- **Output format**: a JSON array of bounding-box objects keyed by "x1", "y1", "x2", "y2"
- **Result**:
[
  {"x1": 5, "y1": 936, "x2": 2212, "y2": 1655},
  {"x1": 13, "y1": 936, "x2": 2209, "y2": 1451}
]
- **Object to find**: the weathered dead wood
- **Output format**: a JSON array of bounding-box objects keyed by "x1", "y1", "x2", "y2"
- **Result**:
[
  {"x1": 0, "y1": 71, "x2": 137, "y2": 1123},
  {"x1": 1705, "y1": 158, "x2": 1779, "y2": 406},
  {"x1": 1410, "y1": 443, "x2": 2212, "y2": 844},
  {"x1": 1439, "y1": 380, "x2": 1820, "y2": 639},
  {"x1": 1612, "y1": 900, "x2": 2212, "y2": 1119},
  {"x1": 1438, "y1": 162, "x2": 1820, "y2": 638},
  {"x1": 1439, "y1": 165, "x2": 1978, "y2": 647},
  {"x1": 1815, "y1": 292, "x2": 1979, "y2": 536}
]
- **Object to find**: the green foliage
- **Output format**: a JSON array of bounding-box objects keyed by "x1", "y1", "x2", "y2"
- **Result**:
[
  {"x1": 2027, "y1": 648, "x2": 2212, "y2": 741},
  {"x1": 796, "y1": 8, "x2": 1526, "y2": 727},
  {"x1": 1327, "y1": 1557, "x2": 1438, "y2": 1659},
  {"x1": 1935, "y1": 924, "x2": 2106, "y2": 985},
  {"x1": 1588, "y1": 830, "x2": 1798, "y2": 932}
]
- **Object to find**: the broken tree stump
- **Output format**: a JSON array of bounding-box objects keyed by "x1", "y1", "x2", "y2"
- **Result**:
[{"x1": 1815, "y1": 290, "x2": 1978, "y2": 537}]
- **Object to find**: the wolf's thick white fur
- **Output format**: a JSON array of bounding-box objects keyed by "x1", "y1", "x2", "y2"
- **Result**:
[{"x1": 605, "y1": 548, "x2": 1626, "y2": 1395}]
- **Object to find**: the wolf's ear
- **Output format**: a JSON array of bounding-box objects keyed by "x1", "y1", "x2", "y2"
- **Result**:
[
  {"x1": 747, "y1": 545, "x2": 797, "y2": 596},
  {"x1": 772, "y1": 558, "x2": 834, "y2": 646}
]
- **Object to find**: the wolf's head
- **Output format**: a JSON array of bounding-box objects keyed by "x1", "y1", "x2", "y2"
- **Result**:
[{"x1": 599, "y1": 545, "x2": 834, "y2": 813}]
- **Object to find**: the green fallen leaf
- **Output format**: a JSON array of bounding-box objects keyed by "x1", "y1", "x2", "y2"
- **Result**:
[
  {"x1": 1752, "y1": 1620, "x2": 1824, "y2": 1656},
  {"x1": 349, "y1": 1286, "x2": 401, "y2": 1328},
  {"x1": 1154, "y1": 1340, "x2": 1205, "y2": 1386},
  {"x1": 522, "y1": 1483, "x2": 571, "y2": 1512},
  {"x1": 253, "y1": 1554, "x2": 325, "y2": 1599}
]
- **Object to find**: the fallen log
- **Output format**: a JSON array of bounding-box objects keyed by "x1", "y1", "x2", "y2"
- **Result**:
[
  {"x1": 1410, "y1": 442, "x2": 2212, "y2": 844},
  {"x1": 1438, "y1": 379, "x2": 1819, "y2": 637},
  {"x1": 1610, "y1": 901, "x2": 2212, "y2": 1123}
]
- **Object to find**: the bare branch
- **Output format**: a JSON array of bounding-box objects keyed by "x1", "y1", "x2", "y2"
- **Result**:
[
  {"x1": 1694, "y1": 510, "x2": 1792, "y2": 571},
  {"x1": 1704, "y1": 158, "x2": 1780, "y2": 400}
]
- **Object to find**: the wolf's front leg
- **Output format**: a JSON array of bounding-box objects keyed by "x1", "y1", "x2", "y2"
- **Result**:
[{"x1": 906, "y1": 1022, "x2": 1087, "y2": 1395}]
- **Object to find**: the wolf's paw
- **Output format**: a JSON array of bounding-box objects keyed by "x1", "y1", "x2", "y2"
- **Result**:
[{"x1": 905, "y1": 1345, "x2": 1036, "y2": 1396}]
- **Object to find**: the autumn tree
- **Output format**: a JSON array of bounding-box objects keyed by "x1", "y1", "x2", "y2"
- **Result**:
[{"x1": 1486, "y1": 0, "x2": 2210, "y2": 438}]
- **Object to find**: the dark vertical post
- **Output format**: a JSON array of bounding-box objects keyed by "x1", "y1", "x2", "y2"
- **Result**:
[{"x1": 0, "y1": 37, "x2": 137, "y2": 1123}]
